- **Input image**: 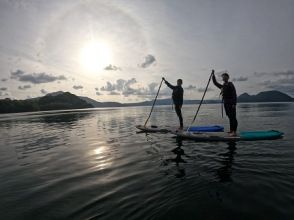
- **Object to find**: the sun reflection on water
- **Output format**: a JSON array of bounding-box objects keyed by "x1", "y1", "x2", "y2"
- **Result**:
[{"x1": 91, "y1": 145, "x2": 113, "y2": 170}]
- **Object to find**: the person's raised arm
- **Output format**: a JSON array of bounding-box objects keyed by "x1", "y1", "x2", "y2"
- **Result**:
[
  {"x1": 162, "y1": 77, "x2": 175, "y2": 89},
  {"x1": 211, "y1": 70, "x2": 223, "y2": 89}
]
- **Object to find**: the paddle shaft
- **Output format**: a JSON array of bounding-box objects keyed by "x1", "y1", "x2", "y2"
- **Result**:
[
  {"x1": 187, "y1": 72, "x2": 213, "y2": 131},
  {"x1": 144, "y1": 79, "x2": 164, "y2": 126}
]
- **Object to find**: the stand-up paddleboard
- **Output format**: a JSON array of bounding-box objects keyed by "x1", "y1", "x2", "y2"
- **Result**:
[
  {"x1": 187, "y1": 125, "x2": 224, "y2": 132},
  {"x1": 176, "y1": 130, "x2": 284, "y2": 142},
  {"x1": 136, "y1": 125, "x2": 224, "y2": 133}
]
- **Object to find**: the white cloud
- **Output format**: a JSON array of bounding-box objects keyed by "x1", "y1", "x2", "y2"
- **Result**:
[
  {"x1": 254, "y1": 70, "x2": 294, "y2": 77},
  {"x1": 259, "y1": 76, "x2": 294, "y2": 95},
  {"x1": 232, "y1": 76, "x2": 248, "y2": 82},
  {"x1": 184, "y1": 85, "x2": 197, "y2": 90},
  {"x1": 18, "y1": 85, "x2": 31, "y2": 90},
  {"x1": 140, "y1": 54, "x2": 156, "y2": 68},
  {"x1": 104, "y1": 64, "x2": 121, "y2": 71},
  {"x1": 10, "y1": 70, "x2": 67, "y2": 84},
  {"x1": 73, "y1": 85, "x2": 83, "y2": 90},
  {"x1": 109, "y1": 91, "x2": 120, "y2": 95},
  {"x1": 100, "y1": 82, "x2": 116, "y2": 91}
]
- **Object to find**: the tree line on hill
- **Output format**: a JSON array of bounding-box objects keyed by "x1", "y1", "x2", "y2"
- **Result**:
[{"x1": 0, "y1": 90, "x2": 293, "y2": 114}]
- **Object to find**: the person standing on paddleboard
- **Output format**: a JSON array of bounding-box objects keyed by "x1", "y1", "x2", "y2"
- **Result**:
[
  {"x1": 162, "y1": 77, "x2": 184, "y2": 130},
  {"x1": 211, "y1": 70, "x2": 238, "y2": 136}
]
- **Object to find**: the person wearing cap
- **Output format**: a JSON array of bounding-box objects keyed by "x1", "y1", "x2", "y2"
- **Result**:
[
  {"x1": 211, "y1": 70, "x2": 238, "y2": 136},
  {"x1": 162, "y1": 77, "x2": 184, "y2": 130}
]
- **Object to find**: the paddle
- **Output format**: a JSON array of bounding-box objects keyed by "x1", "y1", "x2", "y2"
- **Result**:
[
  {"x1": 144, "y1": 78, "x2": 164, "y2": 126},
  {"x1": 187, "y1": 70, "x2": 214, "y2": 131}
]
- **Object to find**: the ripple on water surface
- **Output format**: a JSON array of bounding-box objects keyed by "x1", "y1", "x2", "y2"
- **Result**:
[{"x1": 0, "y1": 104, "x2": 294, "y2": 219}]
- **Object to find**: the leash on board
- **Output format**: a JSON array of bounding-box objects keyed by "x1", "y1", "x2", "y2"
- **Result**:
[
  {"x1": 144, "y1": 78, "x2": 164, "y2": 127},
  {"x1": 186, "y1": 71, "x2": 213, "y2": 131}
]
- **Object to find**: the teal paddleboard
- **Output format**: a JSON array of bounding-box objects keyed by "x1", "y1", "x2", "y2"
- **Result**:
[
  {"x1": 176, "y1": 130, "x2": 284, "y2": 142},
  {"x1": 240, "y1": 130, "x2": 284, "y2": 141}
]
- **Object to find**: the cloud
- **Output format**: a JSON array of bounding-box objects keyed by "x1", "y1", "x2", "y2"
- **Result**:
[
  {"x1": 116, "y1": 79, "x2": 126, "y2": 91},
  {"x1": 104, "y1": 64, "x2": 121, "y2": 71},
  {"x1": 1, "y1": 78, "x2": 7, "y2": 82},
  {"x1": 265, "y1": 85, "x2": 294, "y2": 94},
  {"x1": 254, "y1": 70, "x2": 294, "y2": 77},
  {"x1": 184, "y1": 85, "x2": 197, "y2": 90},
  {"x1": 96, "y1": 91, "x2": 102, "y2": 96},
  {"x1": 10, "y1": 70, "x2": 67, "y2": 84},
  {"x1": 118, "y1": 78, "x2": 137, "y2": 97},
  {"x1": 100, "y1": 78, "x2": 137, "y2": 93},
  {"x1": 18, "y1": 85, "x2": 31, "y2": 90},
  {"x1": 0, "y1": 91, "x2": 9, "y2": 96},
  {"x1": 10, "y1": 69, "x2": 24, "y2": 79},
  {"x1": 232, "y1": 76, "x2": 248, "y2": 82},
  {"x1": 109, "y1": 91, "x2": 120, "y2": 95},
  {"x1": 100, "y1": 78, "x2": 172, "y2": 98},
  {"x1": 140, "y1": 54, "x2": 156, "y2": 68},
  {"x1": 122, "y1": 87, "x2": 136, "y2": 97},
  {"x1": 100, "y1": 82, "x2": 116, "y2": 91},
  {"x1": 258, "y1": 76, "x2": 294, "y2": 95},
  {"x1": 124, "y1": 78, "x2": 137, "y2": 89},
  {"x1": 148, "y1": 82, "x2": 158, "y2": 93},
  {"x1": 41, "y1": 89, "x2": 47, "y2": 94},
  {"x1": 73, "y1": 85, "x2": 83, "y2": 90},
  {"x1": 197, "y1": 87, "x2": 214, "y2": 92}
]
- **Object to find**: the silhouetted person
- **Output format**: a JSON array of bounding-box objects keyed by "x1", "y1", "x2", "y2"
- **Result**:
[
  {"x1": 162, "y1": 77, "x2": 184, "y2": 129},
  {"x1": 211, "y1": 70, "x2": 238, "y2": 136}
]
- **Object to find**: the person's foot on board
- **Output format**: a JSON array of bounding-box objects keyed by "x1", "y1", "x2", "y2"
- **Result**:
[
  {"x1": 227, "y1": 131, "x2": 233, "y2": 134},
  {"x1": 229, "y1": 132, "x2": 237, "y2": 137}
]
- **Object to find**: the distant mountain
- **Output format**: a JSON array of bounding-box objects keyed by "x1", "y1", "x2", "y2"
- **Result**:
[
  {"x1": 238, "y1": 90, "x2": 293, "y2": 102},
  {"x1": 79, "y1": 96, "x2": 124, "y2": 107},
  {"x1": 0, "y1": 92, "x2": 92, "y2": 114},
  {"x1": 45, "y1": 91, "x2": 65, "y2": 97},
  {"x1": 1, "y1": 90, "x2": 292, "y2": 114},
  {"x1": 38, "y1": 92, "x2": 93, "y2": 110}
]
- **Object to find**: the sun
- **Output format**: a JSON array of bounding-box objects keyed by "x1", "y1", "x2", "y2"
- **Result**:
[{"x1": 80, "y1": 41, "x2": 112, "y2": 72}]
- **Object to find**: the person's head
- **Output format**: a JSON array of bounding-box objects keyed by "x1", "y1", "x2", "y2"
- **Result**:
[
  {"x1": 177, "y1": 79, "x2": 183, "y2": 86},
  {"x1": 221, "y1": 73, "x2": 229, "y2": 83}
]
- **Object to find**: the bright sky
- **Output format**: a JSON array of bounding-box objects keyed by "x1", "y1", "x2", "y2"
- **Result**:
[{"x1": 0, "y1": 0, "x2": 293, "y2": 102}]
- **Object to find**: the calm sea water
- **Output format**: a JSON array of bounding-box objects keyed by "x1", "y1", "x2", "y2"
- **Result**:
[{"x1": 0, "y1": 103, "x2": 293, "y2": 220}]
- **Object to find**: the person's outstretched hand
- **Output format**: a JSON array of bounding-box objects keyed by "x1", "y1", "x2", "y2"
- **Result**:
[{"x1": 162, "y1": 77, "x2": 165, "y2": 81}]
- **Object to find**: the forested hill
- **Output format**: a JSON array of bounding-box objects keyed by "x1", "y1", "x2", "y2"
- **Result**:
[
  {"x1": 238, "y1": 90, "x2": 293, "y2": 102},
  {"x1": 0, "y1": 92, "x2": 93, "y2": 114},
  {"x1": 1, "y1": 90, "x2": 293, "y2": 114}
]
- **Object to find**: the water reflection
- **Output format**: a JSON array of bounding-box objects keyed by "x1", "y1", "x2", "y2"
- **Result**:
[
  {"x1": 216, "y1": 142, "x2": 237, "y2": 182},
  {"x1": 40, "y1": 112, "x2": 92, "y2": 125},
  {"x1": 165, "y1": 136, "x2": 187, "y2": 178},
  {"x1": 91, "y1": 144, "x2": 113, "y2": 171},
  {"x1": 255, "y1": 102, "x2": 291, "y2": 110}
]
